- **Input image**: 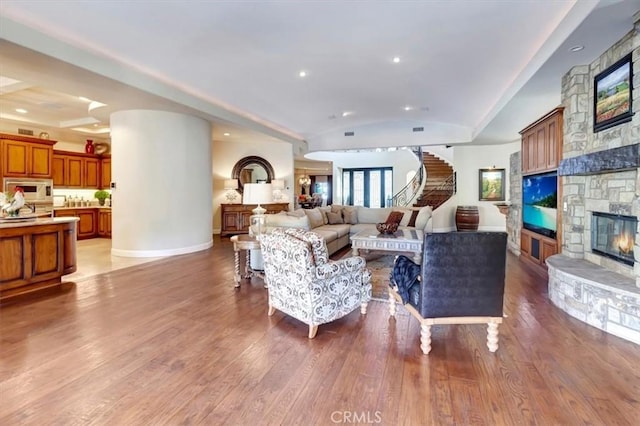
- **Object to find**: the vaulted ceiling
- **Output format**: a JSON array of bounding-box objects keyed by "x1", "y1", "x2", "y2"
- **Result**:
[{"x1": 0, "y1": 1, "x2": 638, "y2": 153}]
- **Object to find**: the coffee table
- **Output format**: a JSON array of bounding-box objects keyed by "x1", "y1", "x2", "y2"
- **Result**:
[{"x1": 351, "y1": 228, "x2": 423, "y2": 264}]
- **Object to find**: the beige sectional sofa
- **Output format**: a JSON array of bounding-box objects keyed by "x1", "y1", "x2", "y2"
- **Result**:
[{"x1": 258, "y1": 204, "x2": 433, "y2": 256}]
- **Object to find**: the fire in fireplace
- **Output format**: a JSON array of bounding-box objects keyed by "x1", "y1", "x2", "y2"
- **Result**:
[{"x1": 591, "y1": 212, "x2": 637, "y2": 266}]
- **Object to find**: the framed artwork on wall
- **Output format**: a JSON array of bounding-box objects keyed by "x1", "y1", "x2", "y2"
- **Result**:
[
  {"x1": 593, "y1": 53, "x2": 633, "y2": 133},
  {"x1": 479, "y1": 168, "x2": 505, "y2": 201}
]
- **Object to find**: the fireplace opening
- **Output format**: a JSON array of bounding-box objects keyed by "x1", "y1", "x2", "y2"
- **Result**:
[{"x1": 591, "y1": 212, "x2": 637, "y2": 266}]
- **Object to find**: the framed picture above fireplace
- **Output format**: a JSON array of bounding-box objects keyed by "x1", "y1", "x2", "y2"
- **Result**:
[{"x1": 593, "y1": 53, "x2": 632, "y2": 133}]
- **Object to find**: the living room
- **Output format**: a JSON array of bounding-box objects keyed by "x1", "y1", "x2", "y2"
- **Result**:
[{"x1": 1, "y1": 2, "x2": 639, "y2": 424}]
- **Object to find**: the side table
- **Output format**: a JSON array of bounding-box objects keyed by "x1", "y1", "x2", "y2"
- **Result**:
[{"x1": 230, "y1": 234, "x2": 266, "y2": 288}]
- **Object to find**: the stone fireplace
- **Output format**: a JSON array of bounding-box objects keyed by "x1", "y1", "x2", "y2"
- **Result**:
[{"x1": 545, "y1": 15, "x2": 640, "y2": 345}]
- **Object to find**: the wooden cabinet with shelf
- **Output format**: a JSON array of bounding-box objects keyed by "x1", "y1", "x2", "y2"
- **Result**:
[
  {"x1": 221, "y1": 203, "x2": 289, "y2": 236},
  {"x1": 98, "y1": 209, "x2": 112, "y2": 238},
  {"x1": 519, "y1": 106, "x2": 564, "y2": 272},
  {"x1": 520, "y1": 229, "x2": 557, "y2": 269},
  {"x1": 520, "y1": 107, "x2": 563, "y2": 175},
  {"x1": 53, "y1": 150, "x2": 102, "y2": 188},
  {"x1": 0, "y1": 134, "x2": 55, "y2": 178},
  {"x1": 54, "y1": 208, "x2": 97, "y2": 239}
]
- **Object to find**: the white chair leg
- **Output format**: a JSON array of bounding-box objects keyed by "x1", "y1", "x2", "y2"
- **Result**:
[
  {"x1": 268, "y1": 305, "x2": 275, "y2": 316},
  {"x1": 420, "y1": 323, "x2": 432, "y2": 354},
  {"x1": 308, "y1": 325, "x2": 318, "y2": 339},
  {"x1": 360, "y1": 302, "x2": 368, "y2": 315},
  {"x1": 487, "y1": 321, "x2": 500, "y2": 352}
]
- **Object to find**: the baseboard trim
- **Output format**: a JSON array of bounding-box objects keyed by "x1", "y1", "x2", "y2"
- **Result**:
[{"x1": 111, "y1": 240, "x2": 213, "y2": 258}]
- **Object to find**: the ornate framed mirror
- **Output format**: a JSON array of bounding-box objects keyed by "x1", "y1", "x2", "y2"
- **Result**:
[{"x1": 231, "y1": 156, "x2": 275, "y2": 194}]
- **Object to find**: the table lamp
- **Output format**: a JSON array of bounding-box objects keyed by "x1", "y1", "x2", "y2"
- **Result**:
[
  {"x1": 243, "y1": 183, "x2": 273, "y2": 238},
  {"x1": 224, "y1": 179, "x2": 239, "y2": 203},
  {"x1": 271, "y1": 179, "x2": 285, "y2": 202}
]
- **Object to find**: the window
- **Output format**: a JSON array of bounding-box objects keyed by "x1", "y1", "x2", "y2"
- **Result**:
[{"x1": 341, "y1": 167, "x2": 392, "y2": 207}]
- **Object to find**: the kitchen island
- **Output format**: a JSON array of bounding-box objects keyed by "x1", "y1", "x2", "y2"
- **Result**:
[{"x1": 0, "y1": 217, "x2": 79, "y2": 301}]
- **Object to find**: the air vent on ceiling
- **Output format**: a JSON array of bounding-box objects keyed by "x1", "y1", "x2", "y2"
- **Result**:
[
  {"x1": 412, "y1": 127, "x2": 424, "y2": 132},
  {"x1": 344, "y1": 131, "x2": 355, "y2": 136},
  {"x1": 18, "y1": 128, "x2": 34, "y2": 136}
]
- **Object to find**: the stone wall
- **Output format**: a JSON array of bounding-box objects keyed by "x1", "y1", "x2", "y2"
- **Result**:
[
  {"x1": 507, "y1": 151, "x2": 522, "y2": 255},
  {"x1": 560, "y1": 13, "x2": 639, "y2": 285}
]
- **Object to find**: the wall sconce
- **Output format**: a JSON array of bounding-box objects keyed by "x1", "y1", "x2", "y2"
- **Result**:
[
  {"x1": 224, "y1": 179, "x2": 239, "y2": 203},
  {"x1": 271, "y1": 179, "x2": 285, "y2": 202}
]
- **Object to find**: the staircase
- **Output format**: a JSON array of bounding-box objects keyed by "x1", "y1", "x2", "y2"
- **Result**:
[{"x1": 414, "y1": 153, "x2": 454, "y2": 210}]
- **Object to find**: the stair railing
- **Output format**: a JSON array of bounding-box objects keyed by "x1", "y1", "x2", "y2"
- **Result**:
[
  {"x1": 417, "y1": 173, "x2": 456, "y2": 210},
  {"x1": 392, "y1": 146, "x2": 424, "y2": 207}
]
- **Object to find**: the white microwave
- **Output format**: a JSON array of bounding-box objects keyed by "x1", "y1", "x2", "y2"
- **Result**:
[{"x1": 3, "y1": 178, "x2": 53, "y2": 204}]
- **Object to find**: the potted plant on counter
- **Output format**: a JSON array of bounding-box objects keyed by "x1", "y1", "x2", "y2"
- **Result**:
[{"x1": 94, "y1": 190, "x2": 110, "y2": 206}]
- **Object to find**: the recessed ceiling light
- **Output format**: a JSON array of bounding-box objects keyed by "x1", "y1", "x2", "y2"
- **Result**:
[
  {"x1": 569, "y1": 45, "x2": 584, "y2": 52},
  {"x1": 342, "y1": 111, "x2": 353, "y2": 117},
  {"x1": 392, "y1": 56, "x2": 401, "y2": 63},
  {"x1": 15, "y1": 108, "x2": 27, "y2": 114},
  {"x1": 93, "y1": 123, "x2": 99, "y2": 127},
  {"x1": 298, "y1": 70, "x2": 307, "y2": 78},
  {"x1": 223, "y1": 132, "x2": 230, "y2": 136},
  {"x1": 404, "y1": 106, "x2": 413, "y2": 111}
]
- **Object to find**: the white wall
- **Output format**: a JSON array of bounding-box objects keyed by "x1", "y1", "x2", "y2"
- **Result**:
[
  {"x1": 110, "y1": 110, "x2": 213, "y2": 256},
  {"x1": 439, "y1": 140, "x2": 520, "y2": 232},
  {"x1": 212, "y1": 138, "x2": 294, "y2": 234}
]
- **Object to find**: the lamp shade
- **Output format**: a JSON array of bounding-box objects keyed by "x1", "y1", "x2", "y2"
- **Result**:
[
  {"x1": 271, "y1": 179, "x2": 285, "y2": 190},
  {"x1": 243, "y1": 183, "x2": 273, "y2": 205},
  {"x1": 224, "y1": 179, "x2": 238, "y2": 190}
]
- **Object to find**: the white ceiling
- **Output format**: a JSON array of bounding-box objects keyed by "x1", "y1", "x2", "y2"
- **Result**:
[{"x1": 0, "y1": 1, "x2": 638, "y2": 152}]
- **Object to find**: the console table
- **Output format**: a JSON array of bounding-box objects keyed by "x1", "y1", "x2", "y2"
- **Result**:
[{"x1": 221, "y1": 203, "x2": 288, "y2": 236}]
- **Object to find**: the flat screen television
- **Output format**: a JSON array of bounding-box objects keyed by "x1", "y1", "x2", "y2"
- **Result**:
[{"x1": 522, "y1": 172, "x2": 558, "y2": 239}]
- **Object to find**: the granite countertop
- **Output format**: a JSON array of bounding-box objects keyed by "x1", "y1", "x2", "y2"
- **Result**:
[{"x1": 0, "y1": 216, "x2": 79, "y2": 229}]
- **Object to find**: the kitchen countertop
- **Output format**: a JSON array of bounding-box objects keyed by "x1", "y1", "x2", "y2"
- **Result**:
[{"x1": 0, "y1": 216, "x2": 79, "y2": 229}]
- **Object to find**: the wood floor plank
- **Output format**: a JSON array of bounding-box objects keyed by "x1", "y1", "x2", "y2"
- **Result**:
[{"x1": 0, "y1": 239, "x2": 638, "y2": 425}]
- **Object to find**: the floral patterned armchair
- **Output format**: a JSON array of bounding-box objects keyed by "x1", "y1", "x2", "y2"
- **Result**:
[{"x1": 260, "y1": 227, "x2": 372, "y2": 338}]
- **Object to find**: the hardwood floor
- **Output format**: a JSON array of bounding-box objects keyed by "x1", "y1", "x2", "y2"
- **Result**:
[{"x1": 1, "y1": 236, "x2": 638, "y2": 425}]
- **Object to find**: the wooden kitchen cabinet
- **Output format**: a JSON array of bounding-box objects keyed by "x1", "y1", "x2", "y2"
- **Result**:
[
  {"x1": 520, "y1": 107, "x2": 564, "y2": 174},
  {"x1": 53, "y1": 150, "x2": 101, "y2": 188},
  {"x1": 220, "y1": 203, "x2": 289, "y2": 236},
  {"x1": 101, "y1": 157, "x2": 111, "y2": 189},
  {"x1": 54, "y1": 208, "x2": 97, "y2": 239},
  {"x1": 0, "y1": 134, "x2": 55, "y2": 178},
  {"x1": 98, "y1": 209, "x2": 112, "y2": 238}
]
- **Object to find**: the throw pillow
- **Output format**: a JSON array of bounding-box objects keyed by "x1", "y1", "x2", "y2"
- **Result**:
[
  {"x1": 395, "y1": 209, "x2": 412, "y2": 226},
  {"x1": 326, "y1": 211, "x2": 344, "y2": 224},
  {"x1": 327, "y1": 212, "x2": 344, "y2": 225},
  {"x1": 319, "y1": 206, "x2": 332, "y2": 225},
  {"x1": 385, "y1": 211, "x2": 405, "y2": 225},
  {"x1": 342, "y1": 207, "x2": 358, "y2": 224},
  {"x1": 331, "y1": 204, "x2": 344, "y2": 214},
  {"x1": 407, "y1": 209, "x2": 420, "y2": 227},
  {"x1": 415, "y1": 206, "x2": 433, "y2": 230},
  {"x1": 304, "y1": 208, "x2": 324, "y2": 229}
]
